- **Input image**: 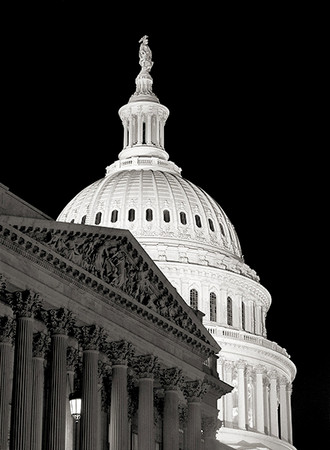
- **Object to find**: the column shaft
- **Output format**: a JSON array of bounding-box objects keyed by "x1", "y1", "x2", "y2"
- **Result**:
[
  {"x1": 256, "y1": 370, "x2": 265, "y2": 433},
  {"x1": 163, "y1": 389, "x2": 179, "y2": 450},
  {"x1": 0, "y1": 342, "x2": 12, "y2": 450},
  {"x1": 237, "y1": 364, "x2": 247, "y2": 430},
  {"x1": 269, "y1": 377, "x2": 279, "y2": 437},
  {"x1": 109, "y1": 364, "x2": 128, "y2": 450},
  {"x1": 138, "y1": 377, "x2": 154, "y2": 450},
  {"x1": 81, "y1": 349, "x2": 99, "y2": 450},
  {"x1": 47, "y1": 334, "x2": 68, "y2": 450},
  {"x1": 30, "y1": 357, "x2": 45, "y2": 450},
  {"x1": 279, "y1": 381, "x2": 289, "y2": 441},
  {"x1": 186, "y1": 401, "x2": 201, "y2": 450},
  {"x1": 10, "y1": 317, "x2": 33, "y2": 450}
]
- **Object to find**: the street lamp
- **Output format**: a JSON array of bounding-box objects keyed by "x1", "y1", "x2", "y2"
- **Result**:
[{"x1": 69, "y1": 392, "x2": 82, "y2": 422}]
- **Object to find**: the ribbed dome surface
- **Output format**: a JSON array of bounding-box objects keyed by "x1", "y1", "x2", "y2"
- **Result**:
[{"x1": 57, "y1": 168, "x2": 243, "y2": 261}]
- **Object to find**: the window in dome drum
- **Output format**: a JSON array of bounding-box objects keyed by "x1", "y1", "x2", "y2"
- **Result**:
[
  {"x1": 210, "y1": 292, "x2": 217, "y2": 321},
  {"x1": 146, "y1": 208, "x2": 153, "y2": 221},
  {"x1": 81, "y1": 215, "x2": 86, "y2": 224},
  {"x1": 219, "y1": 222, "x2": 225, "y2": 236},
  {"x1": 190, "y1": 289, "x2": 198, "y2": 309},
  {"x1": 163, "y1": 209, "x2": 170, "y2": 222},
  {"x1": 227, "y1": 297, "x2": 233, "y2": 326},
  {"x1": 195, "y1": 214, "x2": 202, "y2": 228},
  {"x1": 111, "y1": 210, "x2": 118, "y2": 223},
  {"x1": 208, "y1": 218, "x2": 215, "y2": 232},
  {"x1": 180, "y1": 211, "x2": 187, "y2": 225},
  {"x1": 95, "y1": 212, "x2": 102, "y2": 225},
  {"x1": 128, "y1": 209, "x2": 135, "y2": 222}
]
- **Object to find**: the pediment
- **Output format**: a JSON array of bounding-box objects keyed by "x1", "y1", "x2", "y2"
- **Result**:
[{"x1": 0, "y1": 216, "x2": 220, "y2": 357}]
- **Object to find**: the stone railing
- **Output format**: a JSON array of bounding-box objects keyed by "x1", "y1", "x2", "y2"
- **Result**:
[{"x1": 205, "y1": 325, "x2": 290, "y2": 358}]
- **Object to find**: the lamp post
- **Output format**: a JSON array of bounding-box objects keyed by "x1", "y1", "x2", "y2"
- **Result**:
[{"x1": 69, "y1": 392, "x2": 81, "y2": 450}]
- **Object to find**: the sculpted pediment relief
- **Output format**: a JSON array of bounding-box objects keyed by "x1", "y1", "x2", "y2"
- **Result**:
[{"x1": 0, "y1": 217, "x2": 220, "y2": 356}]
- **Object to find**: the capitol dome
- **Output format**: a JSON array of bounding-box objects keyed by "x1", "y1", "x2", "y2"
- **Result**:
[{"x1": 57, "y1": 36, "x2": 296, "y2": 450}]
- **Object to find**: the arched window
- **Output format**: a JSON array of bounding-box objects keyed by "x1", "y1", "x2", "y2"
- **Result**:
[
  {"x1": 128, "y1": 208, "x2": 135, "y2": 222},
  {"x1": 210, "y1": 292, "x2": 217, "y2": 321},
  {"x1": 146, "y1": 208, "x2": 153, "y2": 221},
  {"x1": 180, "y1": 211, "x2": 187, "y2": 225},
  {"x1": 227, "y1": 296, "x2": 233, "y2": 326},
  {"x1": 190, "y1": 289, "x2": 198, "y2": 310},
  {"x1": 208, "y1": 218, "x2": 215, "y2": 232},
  {"x1": 111, "y1": 210, "x2": 118, "y2": 223},
  {"x1": 95, "y1": 212, "x2": 102, "y2": 225},
  {"x1": 163, "y1": 210, "x2": 170, "y2": 223},
  {"x1": 242, "y1": 301, "x2": 246, "y2": 330},
  {"x1": 195, "y1": 215, "x2": 202, "y2": 228},
  {"x1": 81, "y1": 215, "x2": 86, "y2": 224}
]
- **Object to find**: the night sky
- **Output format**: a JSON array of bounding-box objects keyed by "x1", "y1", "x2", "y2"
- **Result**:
[{"x1": 1, "y1": 4, "x2": 327, "y2": 449}]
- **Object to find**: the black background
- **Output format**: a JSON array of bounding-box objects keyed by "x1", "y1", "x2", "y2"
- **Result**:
[{"x1": 1, "y1": 3, "x2": 328, "y2": 448}]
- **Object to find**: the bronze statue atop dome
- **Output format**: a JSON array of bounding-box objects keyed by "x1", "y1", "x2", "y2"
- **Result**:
[{"x1": 138, "y1": 35, "x2": 153, "y2": 74}]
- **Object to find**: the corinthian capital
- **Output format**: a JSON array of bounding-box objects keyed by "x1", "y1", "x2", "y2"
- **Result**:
[
  {"x1": 8, "y1": 289, "x2": 42, "y2": 318},
  {"x1": 183, "y1": 379, "x2": 209, "y2": 402},
  {"x1": 76, "y1": 324, "x2": 107, "y2": 351},
  {"x1": 202, "y1": 416, "x2": 222, "y2": 437},
  {"x1": 46, "y1": 307, "x2": 75, "y2": 335},
  {"x1": 131, "y1": 354, "x2": 159, "y2": 378},
  {"x1": 105, "y1": 339, "x2": 135, "y2": 365},
  {"x1": 160, "y1": 367, "x2": 185, "y2": 390},
  {"x1": 0, "y1": 315, "x2": 16, "y2": 343},
  {"x1": 32, "y1": 331, "x2": 50, "y2": 357}
]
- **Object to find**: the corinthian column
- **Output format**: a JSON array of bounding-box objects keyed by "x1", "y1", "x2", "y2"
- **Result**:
[
  {"x1": 45, "y1": 307, "x2": 75, "y2": 450},
  {"x1": 106, "y1": 340, "x2": 135, "y2": 450},
  {"x1": 9, "y1": 289, "x2": 41, "y2": 450},
  {"x1": 132, "y1": 355, "x2": 159, "y2": 450},
  {"x1": 0, "y1": 316, "x2": 15, "y2": 450},
  {"x1": 30, "y1": 332, "x2": 50, "y2": 450},
  {"x1": 160, "y1": 367, "x2": 185, "y2": 450},
  {"x1": 183, "y1": 379, "x2": 209, "y2": 450},
  {"x1": 77, "y1": 325, "x2": 106, "y2": 450}
]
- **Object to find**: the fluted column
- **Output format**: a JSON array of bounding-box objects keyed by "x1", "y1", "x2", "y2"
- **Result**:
[
  {"x1": 30, "y1": 332, "x2": 50, "y2": 450},
  {"x1": 9, "y1": 289, "x2": 41, "y2": 450},
  {"x1": 269, "y1": 370, "x2": 279, "y2": 437},
  {"x1": 0, "y1": 316, "x2": 15, "y2": 450},
  {"x1": 106, "y1": 340, "x2": 135, "y2": 450},
  {"x1": 236, "y1": 360, "x2": 247, "y2": 430},
  {"x1": 160, "y1": 367, "x2": 185, "y2": 450},
  {"x1": 132, "y1": 355, "x2": 159, "y2": 450},
  {"x1": 46, "y1": 307, "x2": 75, "y2": 450},
  {"x1": 255, "y1": 365, "x2": 265, "y2": 433},
  {"x1": 78, "y1": 325, "x2": 106, "y2": 450},
  {"x1": 183, "y1": 379, "x2": 208, "y2": 450},
  {"x1": 279, "y1": 377, "x2": 289, "y2": 441}
]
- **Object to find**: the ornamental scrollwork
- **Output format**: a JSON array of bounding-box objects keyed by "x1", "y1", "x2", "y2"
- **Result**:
[
  {"x1": 8, "y1": 289, "x2": 42, "y2": 318},
  {"x1": 0, "y1": 315, "x2": 16, "y2": 343}
]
